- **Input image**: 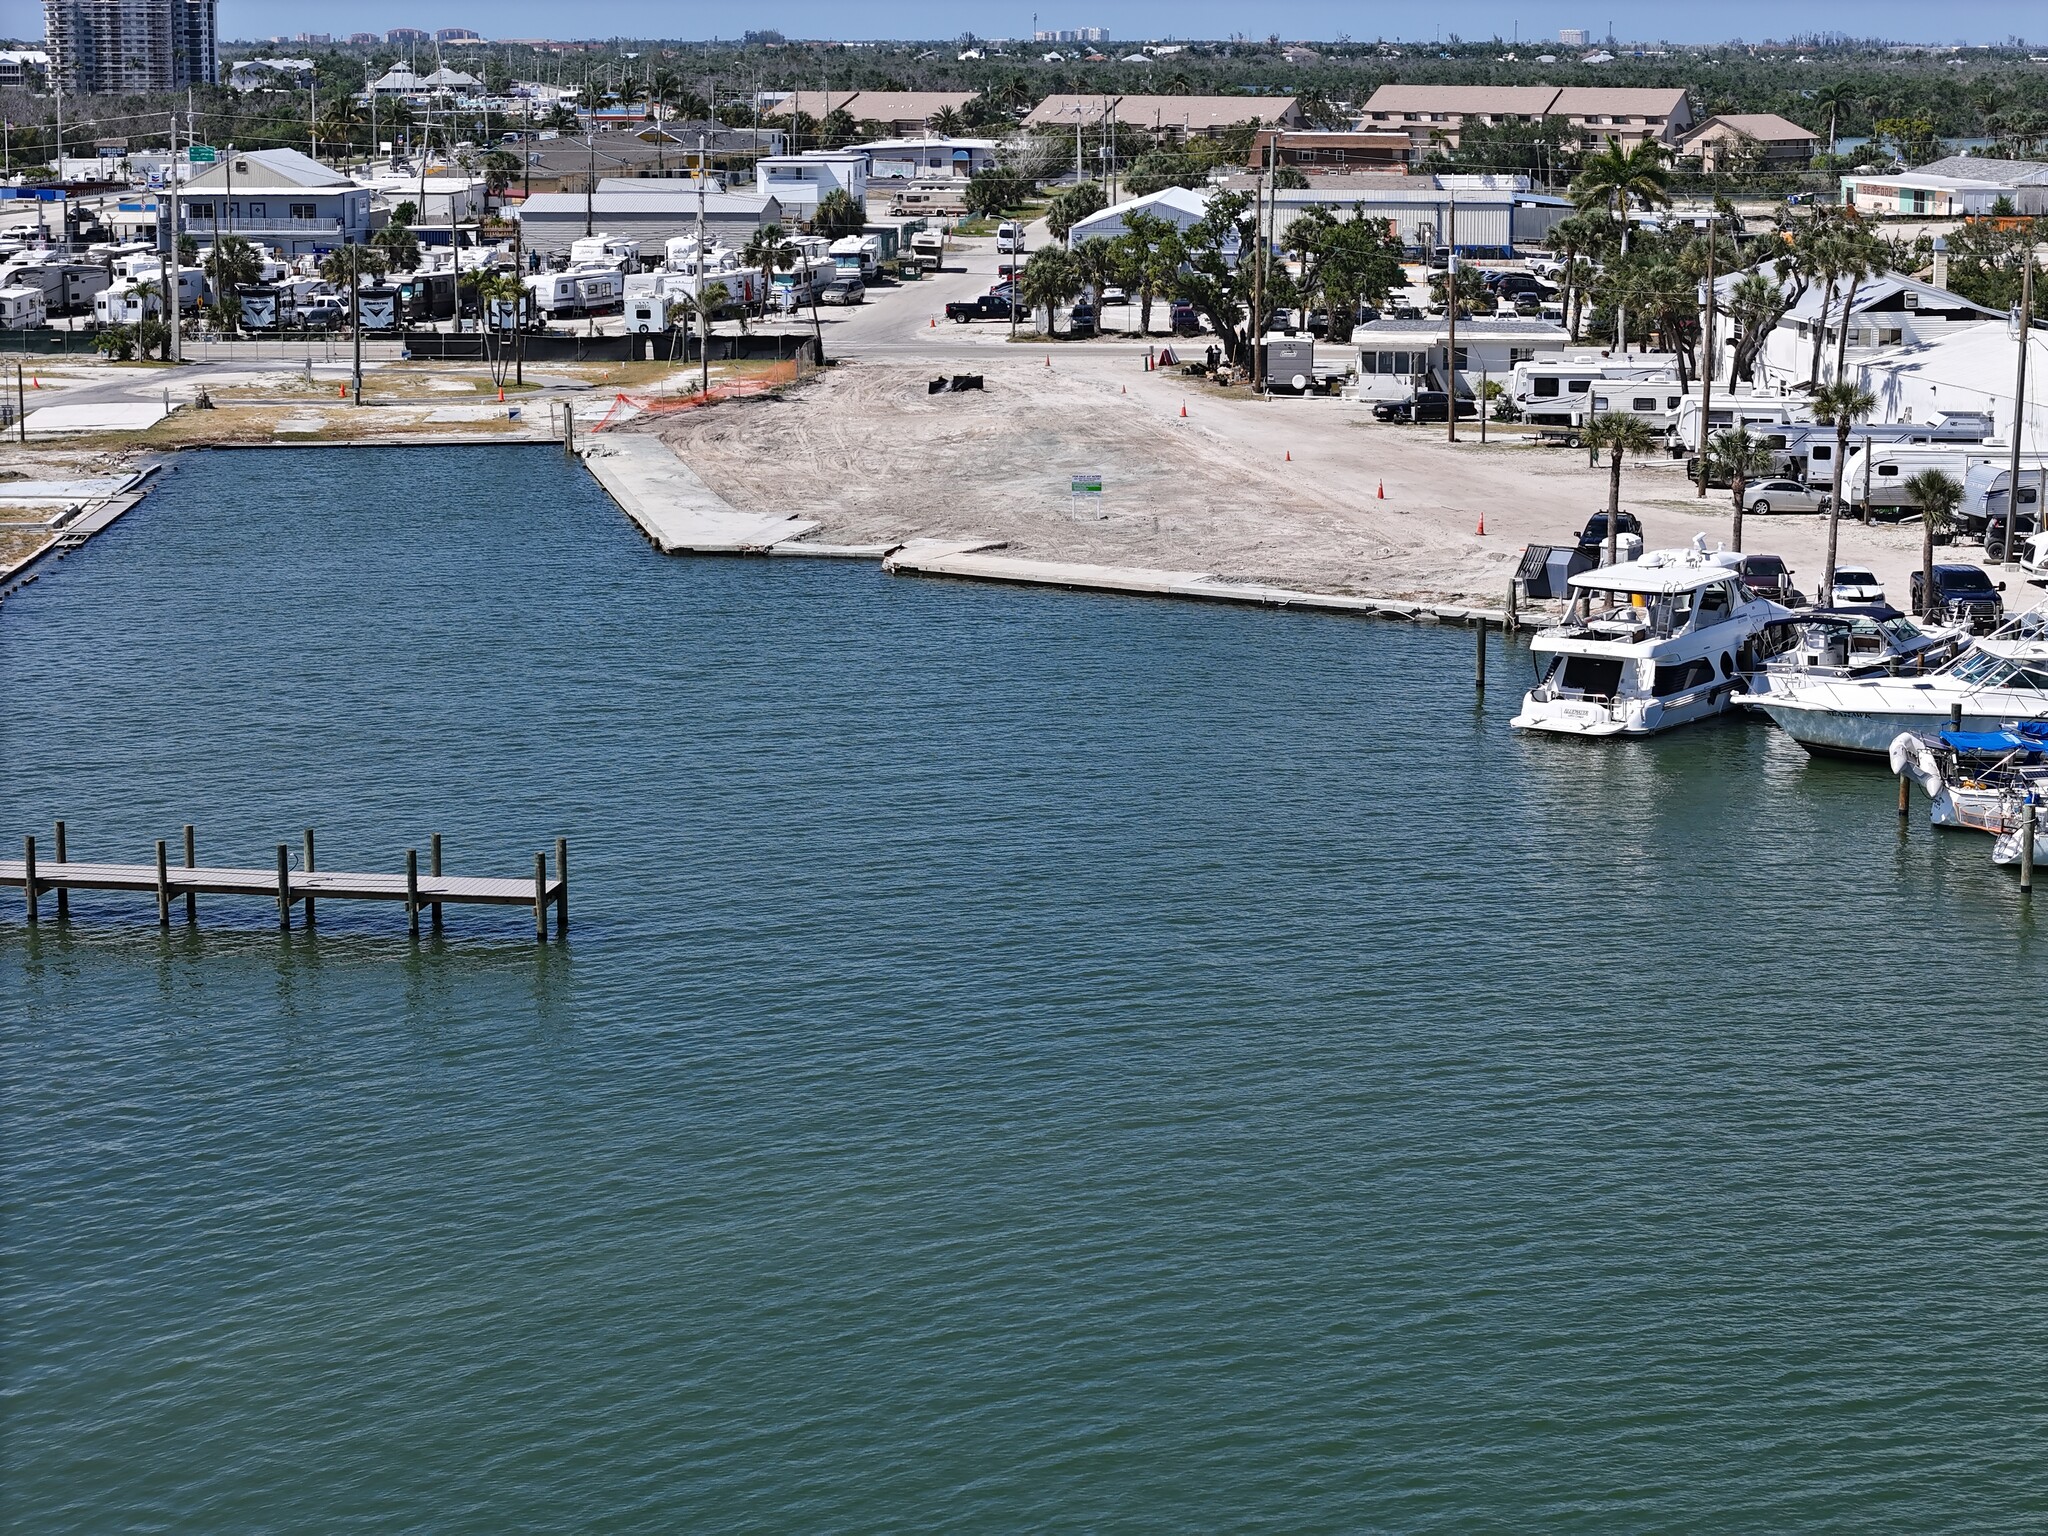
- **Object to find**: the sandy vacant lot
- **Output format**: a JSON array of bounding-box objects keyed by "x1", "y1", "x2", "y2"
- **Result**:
[{"x1": 655, "y1": 353, "x2": 1959, "y2": 606}]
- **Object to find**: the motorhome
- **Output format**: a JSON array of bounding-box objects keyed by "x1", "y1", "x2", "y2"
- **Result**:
[
  {"x1": 829, "y1": 234, "x2": 882, "y2": 282},
  {"x1": 238, "y1": 284, "x2": 282, "y2": 329},
  {"x1": 910, "y1": 228, "x2": 946, "y2": 271},
  {"x1": 1509, "y1": 355, "x2": 1681, "y2": 428},
  {"x1": 0, "y1": 286, "x2": 46, "y2": 329},
  {"x1": 398, "y1": 269, "x2": 457, "y2": 325},
  {"x1": 568, "y1": 234, "x2": 640, "y2": 272}
]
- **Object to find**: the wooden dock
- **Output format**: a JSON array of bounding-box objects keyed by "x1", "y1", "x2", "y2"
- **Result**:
[{"x1": 3, "y1": 825, "x2": 568, "y2": 939}]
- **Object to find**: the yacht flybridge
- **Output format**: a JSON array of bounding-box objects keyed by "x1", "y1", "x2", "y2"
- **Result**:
[{"x1": 1511, "y1": 540, "x2": 1792, "y2": 737}]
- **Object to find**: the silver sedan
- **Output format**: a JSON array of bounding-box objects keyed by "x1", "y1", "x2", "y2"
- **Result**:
[{"x1": 1742, "y1": 478, "x2": 1830, "y2": 515}]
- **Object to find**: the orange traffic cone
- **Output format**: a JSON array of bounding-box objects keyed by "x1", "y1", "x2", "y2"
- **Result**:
[
  {"x1": 498, "y1": 387, "x2": 505, "y2": 402},
  {"x1": 1377, "y1": 480, "x2": 1385, "y2": 499},
  {"x1": 1121, "y1": 385, "x2": 1126, "y2": 394},
  {"x1": 338, "y1": 383, "x2": 346, "y2": 398},
  {"x1": 32, "y1": 376, "x2": 41, "y2": 389},
  {"x1": 929, "y1": 316, "x2": 936, "y2": 328},
  {"x1": 1045, "y1": 354, "x2": 1051, "y2": 367},
  {"x1": 1179, "y1": 403, "x2": 1187, "y2": 418},
  {"x1": 1476, "y1": 513, "x2": 1485, "y2": 535},
  {"x1": 1285, "y1": 449, "x2": 1292, "y2": 462}
]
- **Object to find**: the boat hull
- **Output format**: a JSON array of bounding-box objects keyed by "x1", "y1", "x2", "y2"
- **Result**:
[{"x1": 1748, "y1": 699, "x2": 2035, "y2": 758}]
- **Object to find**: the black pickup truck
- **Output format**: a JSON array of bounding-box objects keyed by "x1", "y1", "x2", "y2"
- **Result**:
[{"x1": 945, "y1": 294, "x2": 1014, "y2": 322}]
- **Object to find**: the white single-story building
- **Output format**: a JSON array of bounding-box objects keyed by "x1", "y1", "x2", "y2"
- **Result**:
[
  {"x1": 1851, "y1": 322, "x2": 2048, "y2": 446},
  {"x1": 1067, "y1": 186, "x2": 1215, "y2": 246},
  {"x1": 1350, "y1": 316, "x2": 1571, "y2": 403},
  {"x1": 1712, "y1": 269, "x2": 2002, "y2": 391},
  {"x1": 860, "y1": 136, "x2": 1001, "y2": 181},
  {"x1": 174, "y1": 147, "x2": 376, "y2": 256},
  {"x1": 1841, "y1": 155, "x2": 2048, "y2": 217},
  {"x1": 754, "y1": 152, "x2": 868, "y2": 215},
  {"x1": 356, "y1": 173, "x2": 488, "y2": 224}
]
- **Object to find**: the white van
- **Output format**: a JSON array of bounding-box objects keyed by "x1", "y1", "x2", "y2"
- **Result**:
[{"x1": 995, "y1": 221, "x2": 1022, "y2": 254}]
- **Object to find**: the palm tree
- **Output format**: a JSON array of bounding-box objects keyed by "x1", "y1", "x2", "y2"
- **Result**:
[
  {"x1": 1726, "y1": 268, "x2": 1789, "y2": 384},
  {"x1": 1017, "y1": 245, "x2": 1082, "y2": 336},
  {"x1": 1813, "y1": 82, "x2": 1855, "y2": 154},
  {"x1": 1905, "y1": 469, "x2": 1963, "y2": 616},
  {"x1": 371, "y1": 223, "x2": 421, "y2": 273},
  {"x1": 929, "y1": 105, "x2": 965, "y2": 136},
  {"x1": 1830, "y1": 227, "x2": 1884, "y2": 383},
  {"x1": 1811, "y1": 380, "x2": 1876, "y2": 601},
  {"x1": 1117, "y1": 209, "x2": 1175, "y2": 334},
  {"x1": 1706, "y1": 426, "x2": 1776, "y2": 553},
  {"x1": 742, "y1": 222, "x2": 794, "y2": 320},
  {"x1": 472, "y1": 269, "x2": 526, "y2": 386},
  {"x1": 1585, "y1": 412, "x2": 1659, "y2": 568},
  {"x1": 811, "y1": 188, "x2": 865, "y2": 240},
  {"x1": 1570, "y1": 140, "x2": 1670, "y2": 350},
  {"x1": 319, "y1": 244, "x2": 391, "y2": 404}
]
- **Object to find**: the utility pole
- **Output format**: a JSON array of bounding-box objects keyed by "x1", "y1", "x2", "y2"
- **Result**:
[
  {"x1": 1251, "y1": 143, "x2": 1265, "y2": 388},
  {"x1": 697, "y1": 131, "x2": 709, "y2": 396},
  {"x1": 351, "y1": 250, "x2": 363, "y2": 405},
  {"x1": 584, "y1": 126, "x2": 596, "y2": 237},
  {"x1": 166, "y1": 112, "x2": 180, "y2": 364},
  {"x1": 1446, "y1": 199, "x2": 1459, "y2": 443},
  {"x1": 2003, "y1": 255, "x2": 2033, "y2": 566},
  {"x1": 1697, "y1": 227, "x2": 1715, "y2": 496}
]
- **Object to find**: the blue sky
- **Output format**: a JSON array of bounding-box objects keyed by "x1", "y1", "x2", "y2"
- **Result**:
[{"x1": 215, "y1": 0, "x2": 2037, "y2": 45}]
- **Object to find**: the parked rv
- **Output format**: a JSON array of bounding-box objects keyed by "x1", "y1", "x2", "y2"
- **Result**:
[
  {"x1": 0, "y1": 285, "x2": 46, "y2": 329},
  {"x1": 1509, "y1": 355, "x2": 1680, "y2": 428},
  {"x1": 910, "y1": 229, "x2": 946, "y2": 272},
  {"x1": 568, "y1": 234, "x2": 640, "y2": 272},
  {"x1": 829, "y1": 235, "x2": 882, "y2": 283},
  {"x1": 356, "y1": 283, "x2": 401, "y2": 331}
]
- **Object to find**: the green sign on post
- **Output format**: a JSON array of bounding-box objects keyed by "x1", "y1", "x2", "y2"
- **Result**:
[{"x1": 188, "y1": 145, "x2": 218, "y2": 163}]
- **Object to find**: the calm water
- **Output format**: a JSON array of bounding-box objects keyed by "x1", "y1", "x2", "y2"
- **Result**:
[{"x1": 4, "y1": 447, "x2": 2046, "y2": 1531}]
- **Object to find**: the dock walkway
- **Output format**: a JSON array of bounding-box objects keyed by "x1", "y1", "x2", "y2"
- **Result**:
[{"x1": 4, "y1": 829, "x2": 568, "y2": 939}]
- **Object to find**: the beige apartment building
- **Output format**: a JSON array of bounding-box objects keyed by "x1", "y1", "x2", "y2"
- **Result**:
[{"x1": 1360, "y1": 85, "x2": 1693, "y2": 164}]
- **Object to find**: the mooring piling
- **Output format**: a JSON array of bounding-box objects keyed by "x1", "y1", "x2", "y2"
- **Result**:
[
  {"x1": 1474, "y1": 618, "x2": 1487, "y2": 691},
  {"x1": 1899, "y1": 774, "x2": 1911, "y2": 819},
  {"x1": 2023, "y1": 797, "x2": 2038, "y2": 896},
  {"x1": 53, "y1": 821, "x2": 68, "y2": 921},
  {"x1": 534, "y1": 852, "x2": 548, "y2": 940},
  {"x1": 23, "y1": 835, "x2": 37, "y2": 925},
  {"x1": 155, "y1": 840, "x2": 171, "y2": 927},
  {"x1": 406, "y1": 848, "x2": 420, "y2": 936}
]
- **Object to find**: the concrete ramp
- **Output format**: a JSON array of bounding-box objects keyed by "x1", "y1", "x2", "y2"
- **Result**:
[
  {"x1": 24, "y1": 402, "x2": 171, "y2": 437},
  {"x1": 580, "y1": 435, "x2": 820, "y2": 554}
]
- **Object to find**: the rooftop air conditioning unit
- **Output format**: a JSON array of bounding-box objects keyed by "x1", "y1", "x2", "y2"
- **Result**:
[{"x1": 1903, "y1": 292, "x2": 1919, "y2": 308}]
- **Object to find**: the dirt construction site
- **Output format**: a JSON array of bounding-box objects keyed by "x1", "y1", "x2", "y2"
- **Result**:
[{"x1": 652, "y1": 351, "x2": 1940, "y2": 607}]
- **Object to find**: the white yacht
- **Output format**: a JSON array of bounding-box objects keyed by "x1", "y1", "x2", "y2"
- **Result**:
[
  {"x1": 1744, "y1": 611, "x2": 2048, "y2": 758},
  {"x1": 1511, "y1": 541, "x2": 1793, "y2": 737}
]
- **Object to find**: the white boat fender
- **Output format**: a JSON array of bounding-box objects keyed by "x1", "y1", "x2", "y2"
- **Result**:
[{"x1": 1888, "y1": 732, "x2": 1945, "y2": 799}]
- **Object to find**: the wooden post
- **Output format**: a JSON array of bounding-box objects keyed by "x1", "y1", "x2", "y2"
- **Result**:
[
  {"x1": 155, "y1": 839, "x2": 170, "y2": 927},
  {"x1": 533, "y1": 852, "x2": 547, "y2": 941},
  {"x1": 2023, "y1": 798, "x2": 2037, "y2": 896},
  {"x1": 1898, "y1": 773, "x2": 1911, "y2": 819},
  {"x1": 302, "y1": 828, "x2": 316, "y2": 926},
  {"x1": 430, "y1": 832, "x2": 443, "y2": 931},
  {"x1": 1950, "y1": 703, "x2": 1963, "y2": 733},
  {"x1": 22, "y1": 835, "x2": 36, "y2": 925},
  {"x1": 53, "y1": 819, "x2": 68, "y2": 921},
  {"x1": 406, "y1": 848, "x2": 420, "y2": 936},
  {"x1": 554, "y1": 836, "x2": 568, "y2": 935},
  {"x1": 276, "y1": 843, "x2": 291, "y2": 931},
  {"x1": 1505, "y1": 577, "x2": 1519, "y2": 633},
  {"x1": 183, "y1": 824, "x2": 196, "y2": 923},
  {"x1": 1475, "y1": 617, "x2": 1487, "y2": 691}
]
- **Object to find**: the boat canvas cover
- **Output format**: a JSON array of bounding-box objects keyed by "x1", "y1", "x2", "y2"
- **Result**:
[{"x1": 1940, "y1": 722, "x2": 2048, "y2": 756}]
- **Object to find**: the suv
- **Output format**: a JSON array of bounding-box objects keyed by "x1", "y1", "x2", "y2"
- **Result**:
[
  {"x1": 1983, "y1": 509, "x2": 2039, "y2": 563},
  {"x1": 1910, "y1": 563, "x2": 2005, "y2": 632},
  {"x1": 1738, "y1": 553, "x2": 1805, "y2": 606},
  {"x1": 1577, "y1": 510, "x2": 1644, "y2": 549},
  {"x1": 1373, "y1": 391, "x2": 1477, "y2": 424}
]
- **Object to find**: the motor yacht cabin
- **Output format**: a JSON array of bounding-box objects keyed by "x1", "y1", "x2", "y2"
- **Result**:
[{"x1": 1512, "y1": 541, "x2": 1791, "y2": 737}]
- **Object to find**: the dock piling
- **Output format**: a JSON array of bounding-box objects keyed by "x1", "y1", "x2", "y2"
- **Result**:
[
  {"x1": 23, "y1": 836, "x2": 36, "y2": 925},
  {"x1": 406, "y1": 848, "x2": 420, "y2": 936},
  {"x1": 303, "y1": 829, "x2": 316, "y2": 926},
  {"x1": 1951, "y1": 703, "x2": 1963, "y2": 733},
  {"x1": 276, "y1": 844, "x2": 291, "y2": 931},
  {"x1": 53, "y1": 821, "x2": 68, "y2": 921},
  {"x1": 554, "y1": 836, "x2": 568, "y2": 935},
  {"x1": 155, "y1": 840, "x2": 171, "y2": 927},
  {"x1": 183, "y1": 824, "x2": 196, "y2": 923},
  {"x1": 430, "y1": 833, "x2": 443, "y2": 931},
  {"x1": 1899, "y1": 774, "x2": 1911, "y2": 819},
  {"x1": 2023, "y1": 798, "x2": 2038, "y2": 896},
  {"x1": 1475, "y1": 618, "x2": 1487, "y2": 691},
  {"x1": 533, "y1": 852, "x2": 547, "y2": 941}
]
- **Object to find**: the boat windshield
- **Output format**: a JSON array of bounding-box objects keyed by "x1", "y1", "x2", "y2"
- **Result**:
[{"x1": 1948, "y1": 650, "x2": 2048, "y2": 693}]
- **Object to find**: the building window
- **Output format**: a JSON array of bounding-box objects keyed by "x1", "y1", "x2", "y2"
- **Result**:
[
  {"x1": 1510, "y1": 347, "x2": 1535, "y2": 363},
  {"x1": 189, "y1": 201, "x2": 213, "y2": 219},
  {"x1": 290, "y1": 202, "x2": 316, "y2": 219}
]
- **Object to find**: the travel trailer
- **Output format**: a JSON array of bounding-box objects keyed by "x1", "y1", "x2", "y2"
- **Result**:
[
  {"x1": 569, "y1": 234, "x2": 641, "y2": 272},
  {"x1": 355, "y1": 282, "x2": 401, "y2": 331},
  {"x1": 525, "y1": 268, "x2": 625, "y2": 319},
  {"x1": 1838, "y1": 442, "x2": 2048, "y2": 517},
  {"x1": 0, "y1": 285, "x2": 46, "y2": 329},
  {"x1": 1509, "y1": 355, "x2": 1681, "y2": 428}
]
